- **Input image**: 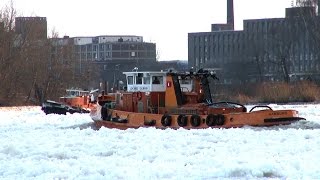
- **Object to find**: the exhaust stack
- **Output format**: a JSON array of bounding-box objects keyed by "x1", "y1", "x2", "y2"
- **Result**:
[{"x1": 227, "y1": 0, "x2": 234, "y2": 30}]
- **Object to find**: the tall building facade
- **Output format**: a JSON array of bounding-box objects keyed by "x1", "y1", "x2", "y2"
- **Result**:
[
  {"x1": 15, "y1": 17, "x2": 47, "y2": 40},
  {"x1": 188, "y1": 2, "x2": 320, "y2": 83},
  {"x1": 73, "y1": 35, "x2": 156, "y2": 66}
]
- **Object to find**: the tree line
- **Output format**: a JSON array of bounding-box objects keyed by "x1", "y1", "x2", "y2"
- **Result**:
[{"x1": 0, "y1": 2, "x2": 95, "y2": 106}]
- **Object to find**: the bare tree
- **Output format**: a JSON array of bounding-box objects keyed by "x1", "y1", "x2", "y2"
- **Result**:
[
  {"x1": 244, "y1": 31, "x2": 267, "y2": 83},
  {"x1": 287, "y1": 2, "x2": 320, "y2": 82},
  {"x1": 0, "y1": 1, "x2": 21, "y2": 105},
  {"x1": 0, "y1": 1, "x2": 97, "y2": 106},
  {"x1": 296, "y1": 0, "x2": 317, "y2": 7}
]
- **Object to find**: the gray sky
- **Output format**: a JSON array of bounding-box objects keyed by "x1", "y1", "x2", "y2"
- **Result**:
[{"x1": 1, "y1": 0, "x2": 293, "y2": 61}]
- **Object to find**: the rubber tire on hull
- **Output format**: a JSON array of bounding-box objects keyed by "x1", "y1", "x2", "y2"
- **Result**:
[
  {"x1": 190, "y1": 115, "x2": 201, "y2": 127},
  {"x1": 161, "y1": 114, "x2": 172, "y2": 127},
  {"x1": 177, "y1": 115, "x2": 188, "y2": 127},
  {"x1": 216, "y1": 114, "x2": 225, "y2": 126},
  {"x1": 206, "y1": 114, "x2": 216, "y2": 126}
]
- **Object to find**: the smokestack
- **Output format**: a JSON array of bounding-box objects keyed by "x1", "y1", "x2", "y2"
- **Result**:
[
  {"x1": 227, "y1": 0, "x2": 234, "y2": 30},
  {"x1": 318, "y1": 0, "x2": 320, "y2": 16}
]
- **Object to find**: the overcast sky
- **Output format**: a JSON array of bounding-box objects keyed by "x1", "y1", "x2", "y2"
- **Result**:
[{"x1": 1, "y1": 0, "x2": 293, "y2": 60}]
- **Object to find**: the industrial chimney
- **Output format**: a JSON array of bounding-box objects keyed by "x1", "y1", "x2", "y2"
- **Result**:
[
  {"x1": 227, "y1": 0, "x2": 234, "y2": 30},
  {"x1": 318, "y1": 0, "x2": 320, "y2": 15}
]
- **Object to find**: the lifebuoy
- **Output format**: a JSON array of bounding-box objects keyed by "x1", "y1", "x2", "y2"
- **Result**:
[
  {"x1": 216, "y1": 114, "x2": 225, "y2": 126},
  {"x1": 205, "y1": 114, "x2": 216, "y2": 126},
  {"x1": 161, "y1": 114, "x2": 172, "y2": 126},
  {"x1": 190, "y1": 114, "x2": 201, "y2": 127},
  {"x1": 177, "y1": 115, "x2": 188, "y2": 127}
]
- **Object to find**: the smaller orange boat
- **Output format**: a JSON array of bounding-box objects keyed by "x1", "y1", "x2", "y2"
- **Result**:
[
  {"x1": 59, "y1": 88, "x2": 98, "y2": 110},
  {"x1": 42, "y1": 89, "x2": 97, "y2": 115},
  {"x1": 90, "y1": 69, "x2": 305, "y2": 129}
]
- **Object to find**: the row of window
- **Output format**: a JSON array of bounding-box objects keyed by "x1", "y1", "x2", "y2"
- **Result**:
[
  {"x1": 127, "y1": 76, "x2": 164, "y2": 85},
  {"x1": 74, "y1": 43, "x2": 155, "y2": 53},
  {"x1": 76, "y1": 51, "x2": 155, "y2": 60}
]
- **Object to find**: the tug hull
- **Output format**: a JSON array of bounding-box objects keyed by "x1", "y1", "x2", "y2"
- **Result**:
[{"x1": 91, "y1": 105, "x2": 305, "y2": 130}]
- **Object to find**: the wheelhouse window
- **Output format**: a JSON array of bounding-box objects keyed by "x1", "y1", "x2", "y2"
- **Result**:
[
  {"x1": 152, "y1": 76, "x2": 163, "y2": 84},
  {"x1": 127, "y1": 76, "x2": 133, "y2": 85},
  {"x1": 180, "y1": 79, "x2": 191, "y2": 84},
  {"x1": 136, "y1": 73, "x2": 143, "y2": 84},
  {"x1": 143, "y1": 77, "x2": 150, "y2": 84}
]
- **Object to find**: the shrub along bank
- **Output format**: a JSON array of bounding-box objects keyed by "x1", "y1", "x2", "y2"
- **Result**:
[{"x1": 213, "y1": 81, "x2": 320, "y2": 104}]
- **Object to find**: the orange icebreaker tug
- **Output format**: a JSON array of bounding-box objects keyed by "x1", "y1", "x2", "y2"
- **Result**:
[{"x1": 90, "y1": 69, "x2": 305, "y2": 130}]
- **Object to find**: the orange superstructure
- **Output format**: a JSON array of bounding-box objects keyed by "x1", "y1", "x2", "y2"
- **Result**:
[{"x1": 90, "y1": 69, "x2": 305, "y2": 129}]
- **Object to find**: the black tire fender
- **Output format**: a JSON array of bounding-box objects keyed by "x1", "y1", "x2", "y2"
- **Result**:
[
  {"x1": 190, "y1": 114, "x2": 201, "y2": 127},
  {"x1": 206, "y1": 114, "x2": 217, "y2": 126},
  {"x1": 216, "y1": 114, "x2": 225, "y2": 126},
  {"x1": 177, "y1": 115, "x2": 188, "y2": 127},
  {"x1": 161, "y1": 114, "x2": 172, "y2": 126}
]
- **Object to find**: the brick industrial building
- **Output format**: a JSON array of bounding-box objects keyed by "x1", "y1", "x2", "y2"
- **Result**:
[{"x1": 188, "y1": 0, "x2": 320, "y2": 84}]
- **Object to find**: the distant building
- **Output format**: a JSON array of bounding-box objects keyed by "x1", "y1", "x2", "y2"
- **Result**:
[
  {"x1": 50, "y1": 35, "x2": 157, "y2": 89},
  {"x1": 188, "y1": 0, "x2": 320, "y2": 83},
  {"x1": 14, "y1": 16, "x2": 185, "y2": 89},
  {"x1": 73, "y1": 35, "x2": 155, "y2": 63},
  {"x1": 15, "y1": 17, "x2": 47, "y2": 40}
]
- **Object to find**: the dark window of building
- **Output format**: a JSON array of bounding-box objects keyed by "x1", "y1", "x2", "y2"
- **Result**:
[
  {"x1": 81, "y1": 53, "x2": 86, "y2": 60},
  {"x1": 113, "y1": 44, "x2": 120, "y2": 50},
  {"x1": 99, "y1": 44, "x2": 104, "y2": 51},
  {"x1": 87, "y1": 44, "x2": 92, "y2": 51},
  {"x1": 81, "y1": 45, "x2": 86, "y2": 51},
  {"x1": 112, "y1": 52, "x2": 120, "y2": 58},
  {"x1": 93, "y1": 45, "x2": 97, "y2": 51},
  {"x1": 87, "y1": 52, "x2": 92, "y2": 60}
]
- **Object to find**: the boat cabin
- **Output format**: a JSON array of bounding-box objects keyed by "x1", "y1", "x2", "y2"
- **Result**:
[
  {"x1": 124, "y1": 71, "x2": 166, "y2": 92},
  {"x1": 64, "y1": 89, "x2": 90, "y2": 97},
  {"x1": 59, "y1": 89, "x2": 91, "y2": 109},
  {"x1": 123, "y1": 71, "x2": 193, "y2": 93},
  {"x1": 117, "y1": 71, "x2": 201, "y2": 113}
]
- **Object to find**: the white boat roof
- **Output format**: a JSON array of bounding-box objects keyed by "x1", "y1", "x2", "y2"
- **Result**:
[{"x1": 123, "y1": 71, "x2": 167, "y2": 76}]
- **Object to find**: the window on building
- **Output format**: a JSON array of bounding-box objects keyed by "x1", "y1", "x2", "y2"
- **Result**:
[
  {"x1": 81, "y1": 53, "x2": 86, "y2": 60},
  {"x1": 99, "y1": 44, "x2": 104, "y2": 51},
  {"x1": 99, "y1": 52, "x2": 104, "y2": 60},
  {"x1": 93, "y1": 45, "x2": 97, "y2": 51},
  {"x1": 81, "y1": 45, "x2": 86, "y2": 51},
  {"x1": 87, "y1": 52, "x2": 92, "y2": 60},
  {"x1": 87, "y1": 44, "x2": 92, "y2": 51}
]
